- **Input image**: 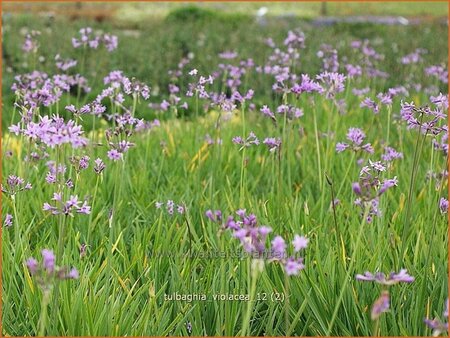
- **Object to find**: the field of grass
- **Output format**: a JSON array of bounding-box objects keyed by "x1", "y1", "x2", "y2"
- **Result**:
[{"x1": 1, "y1": 3, "x2": 449, "y2": 337}]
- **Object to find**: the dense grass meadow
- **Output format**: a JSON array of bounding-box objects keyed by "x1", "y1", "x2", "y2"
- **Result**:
[{"x1": 1, "y1": 3, "x2": 449, "y2": 336}]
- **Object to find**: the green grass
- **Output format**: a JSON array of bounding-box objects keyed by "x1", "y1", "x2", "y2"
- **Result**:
[{"x1": 2, "y1": 4, "x2": 449, "y2": 337}]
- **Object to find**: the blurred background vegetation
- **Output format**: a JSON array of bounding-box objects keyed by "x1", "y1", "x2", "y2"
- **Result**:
[{"x1": 2, "y1": 1, "x2": 448, "y2": 126}]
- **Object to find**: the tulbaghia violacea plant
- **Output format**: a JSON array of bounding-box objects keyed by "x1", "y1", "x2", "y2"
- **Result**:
[
  {"x1": 316, "y1": 72, "x2": 346, "y2": 99},
  {"x1": 26, "y1": 249, "x2": 78, "y2": 336},
  {"x1": 263, "y1": 137, "x2": 282, "y2": 153},
  {"x1": 352, "y1": 161, "x2": 398, "y2": 222},
  {"x1": 11, "y1": 71, "x2": 90, "y2": 108},
  {"x1": 55, "y1": 54, "x2": 78, "y2": 72},
  {"x1": 93, "y1": 158, "x2": 106, "y2": 175},
  {"x1": 381, "y1": 146, "x2": 403, "y2": 163},
  {"x1": 206, "y1": 209, "x2": 308, "y2": 276},
  {"x1": 424, "y1": 299, "x2": 449, "y2": 336},
  {"x1": 43, "y1": 193, "x2": 91, "y2": 216},
  {"x1": 3, "y1": 214, "x2": 13, "y2": 227},
  {"x1": 317, "y1": 43, "x2": 339, "y2": 72},
  {"x1": 439, "y1": 198, "x2": 448, "y2": 214},
  {"x1": 155, "y1": 200, "x2": 186, "y2": 216},
  {"x1": 360, "y1": 86, "x2": 409, "y2": 114},
  {"x1": 232, "y1": 132, "x2": 260, "y2": 149},
  {"x1": 1, "y1": 175, "x2": 32, "y2": 196},
  {"x1": 401, "y1": 48, "x2": 427, "y2": 65},
  {"x1": 72, "y1": 27, "x2": 118, "y2": 52},
  {"x1": 356, "y1": 269, "x2": 414, "y2": 320},
  {"x1": 336, "y1": 127, "x2": 374, "y2": 154},
  {"x1": 425, "y1": 64, "x2": 448, "y2": 84},
  {"x1": 9, "y1": 115, "x2": 88, "y2": 149},
  {"x1": 101, "y1": 70, "x2": 150, "y2": 104},
  {"x1": 22, "y1": 30, "x2": 41, "y2": 54},
  {"x1": 349, "y1": 39, "x2": 388, "y2": 79},
  {"x1": 400, "y1": 94, "x2": 448, "y2": 136}
]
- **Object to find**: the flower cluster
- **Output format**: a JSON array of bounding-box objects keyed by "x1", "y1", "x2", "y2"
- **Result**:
[
  {"x1": 317, "y1": 43, "x2": 339, "y2": 72},
  {"x1": 69, "y1": 155, "x2": 90, "y2": 173},
  {"x1": 9, "y1": 115, "x2": 88, "y2": 149},
  {"x1": 2, "y1": 175, "x2": 32, "y2": 196},
  {"x1": 105, "y1": 125, "x2": 136, "y2": 161},
  {"x1": 206, "y1": 209, "x2": 308, "y2": 276},
  {"x1": 424, "y1": 299, "x2": 448, "y2": 336},
  {"x1": 72, "y1": 27, "x2": 118, "y2": 52},
  {"x1": 315, "y1": 72, "x2": 346, "y2": 99},
  {"x1": 12, "y1": 71, "x2": 90, "y2": 108},
  {"x1": 263, "y1": 137, "x2": 282, "y2": 153},
  {"x1": 22, "y1": 30, "x2": 41, "y2": 53},
  {"x1": 352, "y1": 161, "x2": 398, "y2": 222},
  {"x1": 155, "y1": 200, "x2": 185, "y2": 215},
  {"x1": 43, "y1": 193, "x2": 91, "y2": 216},
  {"x1": 336, "y1": 127, "x2": 374, "y2": 154},
  {"x1": 55, "y1": 54, "x2": 77, "y2": 71},
  {"x1": 26, "y1": 249, "x2": 78, "y2": 291},
  {"x1": 400, "y1": 95, "x2": 447, "y2": 135},
  {"x1": 425, "y1": 64, "x2": 448, "y2": 84},
  {"x1": 93, "y1": 158, "x2": 106, "y2": 175},
  {"x1": 381, "y1": 146, "x2": 403, "y2": 163},
  {"x1": 232, "y1": 132, "x2": 260, "y2": 148},
  {"x1": 356, "y1": 269, "x2": 414, "y2": 320}
]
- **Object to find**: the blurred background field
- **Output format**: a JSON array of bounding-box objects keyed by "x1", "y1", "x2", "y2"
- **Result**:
[
  {"x1": 2, "y1": 2, "x2": 448, "y2": 129},
  {"x1": 3, "y1": 1, "x2": 449, "y2": 21}
]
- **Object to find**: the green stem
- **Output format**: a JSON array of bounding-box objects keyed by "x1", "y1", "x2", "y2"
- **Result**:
[
  {"x1": 38, "y1": 290, "x2": 51, "y2": 336},
  {"x1": 312, "y1": 105, "x2": 323, "y2": 188},
  {"x1": 239, "y1": 103, "x2": 246, "y2": 206},
  {"x1": 401, "y1": 126, "x2": 428, "y2": 253},
  {"x1": 241, "y1": 259, "x2": 258, "y2": 336},
  {"x1": 326, "y1": 204, "x2": 371, "y2": 335}
]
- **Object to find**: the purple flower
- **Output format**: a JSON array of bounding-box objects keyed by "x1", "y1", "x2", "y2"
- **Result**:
[
  {"x1": 107, "y1": 149, "x2": 122, "y2": 161},
  {"x1": 2, "y1": 175, "x2": 32, "y2": 196},
  {"x1": 292, "y1": 235, "x2": 308, "y2": 252},
  {"x1": 22, "y1": 30, "x2": 40, "y2": 53},
  {"x1": 26, "y1": 249, "x2": 79, "y2": 290},
  {"x1": 41, "y1": 249, "x2": 55, "y2": 273},
  {"x1": 55, "y1": 54, "x2": 77, "y2": 71},
  {"x1": 284, "y1": 257, "x2": 305, "y2": 276},
  {"x1": 26, "y1": 258, "x2": 39, "y2": 275},
  {"x1": 439, "y1": 198, "x2": 448, "y2": 214},
  {"x1": 205, "y1": 210, "x2": 222, "y2": 223},
  {"x1": 316, "y1": 72, "x2": 346, "y2": 99},
  {"x1": 94, "y1": 158, "x2": 106, "y2": 174},
  {"x1": 271, "y1": 236, "x2": 286, "y2": 259},
  {"x1": 66, "y1": 268, "x2": 79, "y2": 279},
  {"x1": 284, "y1": 29, "x2": 305, "y2": 49},
  {"x1": 371, "y1": 291, "x2": 390, "y2": 320},
  {"x1": 425, "y1": 65, "x2": 448, "y2": 84},
  {"x1": 336, "y1": 128, "x2": 373, "y2": 154},
  {"x1": 232, "y1": 132, "x2": 259, "y2": 148},
  {"x1": 3, "y1": 214, "x2": 13, "y2": 227},
  {"x1": 352, "y1": 87, "x2": 370, "y2": 96},
  {"x1": 43, "y1": 194, "x2": 91, "y2": 216},
  {"x1": 424, "y1": 299, "x2": 448, "y2": 336},
  {"x1": 360, "y1": 97, "x2": 380, "y2": 114},
  {"x1": 260, "y1": 105, "x2": 275, "y2": 120},
  {"x1": 356, "y1": 269, "x2": 414, "y2": 285},
  {"x1": 263, "y1": 137, "x2": 281, "y2": 152},
  {"x1": 382, "y1": 147, "x2": 403, "y2": 162}
]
